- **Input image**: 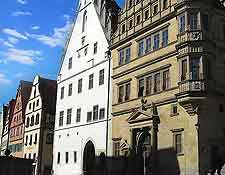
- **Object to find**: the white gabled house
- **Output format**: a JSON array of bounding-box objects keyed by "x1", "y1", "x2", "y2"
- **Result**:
[{"x1": 53, "y1": 0, "x2": 119, "y2": 175}]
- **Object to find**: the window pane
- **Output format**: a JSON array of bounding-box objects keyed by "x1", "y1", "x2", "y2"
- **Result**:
[
  {"x1": 190, "y1": 13, "x2": 198, "y2": 30},
  {"x1": 154, "y1": 73, "x2": 161, "y2": 92},
  {"x1": 125, "y1": 83, "x2": 130, "y2": 101},
  {"x1": 118, "y1": 86, "x2": 124, "y2": 103},
  {"x1": 67, "y1": 109, "x2": 72, "y2": 124},
  {"x1": 163, "y1": 70, "x2": 170, "y2": 90},
  {"x1": 153, "y1": 34, "x2": 160, "y2": 50},
  {"x1": 125, "y1": 48, "x2": 131, "y2": 63},
  {"x1": 78, "y1": 79, "x2": 82, "y2": 93},
  {"x1": 119, "y1": 50, "x2": 124, "y2": 65},
  {"x1": 93, "y1": 105, "x2": 99, "y2": 121},
  {"x1": 99, "y1": 108, "x2": 105, "y2": 119},
  {"x1": 68, "y1": 83, "x2": 73, "y2": 96},
  {"x1": 87, "y1": 111, "x2": 92, "y2": 122},
  {"x1": 181, "y1": 60, "x2": 187, "y2": 81},
  {"x1": 179, "y1": 15, "x2": 185, "y2": 33},
  {"x1": 138, "y1": 79, "x2": 144, "y2": 97},
  {"x1": 76, "y1": 108, "x2": 81, "y2": 122},
  {"x1": 99, "y1": 69, "x2": 104, "y2": 85},
  {"x1": 89, "y1": 74, "x2": 94, "y2": 89},
  {"x1": 175, "y1": 134, "x2": 182, "y2": 154},
  {"x1": 191, "y1": 57, "x2": 200, "y2": 80},
  {"x1": 146, "y1": 76, "x2": 152, "y2": 95},
  {"x1": 60, "y1": 87, "x2": 64, "y2": 99},
  {"x1": 138, "y1": 41, "x2": 144, "y2": 56},
  {"x1": 162, "y1": 30, "x2": 168, "y2": 47},
  {"x1": 146, "y1": 37, "x2": 151, "y2": 53}
]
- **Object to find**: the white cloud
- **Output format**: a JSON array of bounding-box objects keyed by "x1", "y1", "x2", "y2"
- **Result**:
[
  {"x1": 31, "y1": 25, "x2": 40, "y2": 30},
  {"x1": 0, "y1": 74, "x2": 11, "y2": 84},
  {"x1": 2, "y1": 28, "x2": 28, "y2": 40},
  {"x1": 1, "y1": 48, "x2": 42, "y2": 65},
  {"x1": 17, "y1": 0, "x2": 27, "y2": 4},
  {"x1": 12, "y1": 11, "x2": 32, "y2": 16},
  {"x1": 8, "y1": 37, "x2": 19, "y2": 44},
  {"x1": 29, "y1": 20, "x2": 72, "y2": 47},
  {"x1": 3, "y1": 41, "x2": 14, "y2": 48}
]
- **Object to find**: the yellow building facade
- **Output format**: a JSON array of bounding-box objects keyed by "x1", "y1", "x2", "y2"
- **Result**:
[{"x1": 110, "y1": 0, "x2": 225, "y2": 174}]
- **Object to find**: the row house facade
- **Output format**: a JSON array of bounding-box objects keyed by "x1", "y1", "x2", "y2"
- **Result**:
[
  {"x1": 23, "y1": 75, "x2": 57, "y2": 175},
  {"x1": 111, "y1": 0, "x2": 225, "y2": 175},
  {"x1": 52, "y1": 0, "x2": 119, "y2": 174},
  {"x1": 8, "y1": 81, "x2": 32, "y2": 158}
]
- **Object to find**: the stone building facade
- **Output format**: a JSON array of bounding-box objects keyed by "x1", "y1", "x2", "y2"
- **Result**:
[
  {"x1": 23, "y1": 75, "x2": 56, "y2": 175},
  {"x1": 110, "y1": 0, "x2": 225, "y2": 174},
  {"x1": 9, "y1": 81, "x2": 32, "y2": 158}
]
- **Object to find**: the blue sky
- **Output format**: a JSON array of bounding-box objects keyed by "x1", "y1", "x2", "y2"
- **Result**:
[{"x1": 0, "y1": 0, "x2": 124, "y2": 108}]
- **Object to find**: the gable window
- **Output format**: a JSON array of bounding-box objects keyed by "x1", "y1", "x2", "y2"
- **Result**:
[
  {"x1": 67, "y1": 108, "x2": 72, "y2": 125},
  {"x1": 118, "y1": 82, "x2": 130, "y2": 103},
  {"x1": 57, "y1": 152, "x2": 60, "y2": 164},
  {"x1": 65, "y1": 152, "x2": 69, "y2": 163},
  {"x1": 94, "y1": 42, "x2": 98, "y2": 54},
  {"x1": 146, "y1": 37, "x2": 151, "y2": 53},
  {"x1": 138, "y1": 40, "x2": 144, "y2": 56},
  {"x1": 76, "y1": 108, "x2": 81, "y2": 123},
  {"x1": 136, "y1": 15, "x2": 141, "y2": 25},
  {"x1": 99, "y1": 108, "x2": 105, "y2": 119},
  {"x1": 153, "y1": 4, "x2": 158, "y2": 15},
  {"x1": 60, "y1": 87, "x2": 64, "y2": 99},
  {"x1": 68, "y1": 57, "x2": 73, "y2": 69},
  {"x1": 59, "y1": 111, "x2": 64, "y2": 127},
  {"x1": 82, "y1": 10, "x2": 87, "y2": 32},
  {"x1": 162, "y1": 29, "x2": 168, "y2": 47},
  {"x1": 99, "y1": 69, "x2": 104, "y2": 85},
  {"x1": 154, "y1": 73, "x2": 161, "y2": 92},
  {"x1": 190, "y1": 57, "x2": 201, "y2": 80},
  {"x1": 78, "y1": 79, "x2": 82, "y2": 93},
  {"x1": 153, "y1": 34, "x2": 160, "y2": 50},
  {"x1": 179, "y1": 15, "x2": 185, "y2": 33},
  {"x1": 87, "y1": 111, "x2": 92, "y2": 122},
  {"x1": 89, "y1": 74, "x2": 94, "y2": 89},
  {"x1": 35, "y1": 113, "x2": 39, "y2": 125},
  {"x1": 189, "y1": 13, "x2": 198, "y2": 31},
  {"x1": 138, "y1": 79, "x2": 144, "y2": 97},
  {"x1": 68, "y1": 83, "x2": 73, "y2": 96},
  {"x1": 93, "y1": 105, "x2": 99, "y2": 121},
  {"x1": 163, "y1": 0, "x2": 168, "y2": 9},
  {"x1": 162, "y1": 70, "x2": 170, "y2": 90},
  {"x1": 181, "y1": 59, "x2": 187, "y2": 81}
]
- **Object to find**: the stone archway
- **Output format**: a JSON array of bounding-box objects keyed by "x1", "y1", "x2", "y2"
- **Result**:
[{"x1": 83, "y1": 141, "x2": 95, "y2": 175}]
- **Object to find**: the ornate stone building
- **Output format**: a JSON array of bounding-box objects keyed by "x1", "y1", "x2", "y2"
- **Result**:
[
  {"x1": 23, "y1": 75, "x2": 56, "y2": 175},
  {"x1": 8, "y1": 81, "x2": 32, "y2": 158},
  {"x1": 111, "y1": 0, "x2": 225, "y2": 174}
]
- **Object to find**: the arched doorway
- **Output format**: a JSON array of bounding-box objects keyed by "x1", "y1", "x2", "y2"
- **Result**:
[
  {"x1": 136, "y1": 131, "x2": 151, "y2": 175},
  {"x1": 83, "y1": 141, "x2": 95, "y2": 175}
]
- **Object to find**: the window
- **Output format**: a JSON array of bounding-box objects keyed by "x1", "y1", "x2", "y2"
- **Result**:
[
  {"x1": 67, "y1": 108, "x2": 72, "y2": 124},
  {"x1": 202, "y1": 14, "x2": 209, "y2": 31},
  {"x1": 30, "y1": 115, "x2": 34, "y2": 126},
  {"x1": 29, "y1": 153, "x2": 31, "y2": 159},
  {"x1": 181, "y1": 59, "x2": 187, "y2": 81},
  {"x1": 171, "y1": 104, "x2": 178, "y2": 116},
  {"x1": 34, "y1": 133, "x2": 37, "y2": 144},
  {"x1": 26, "y1": 117, "x2": 30, "y2": 128},
  {"x1": 29, "y1": 103, "x2": 31, "y2": 110},
  {"x1": 89, "y1": 74, "x2": 94, "y2": 89},
  {"x1": 190, "y1": 57, "x2": 200, "y2": 80},
  {"x1": 74, "y1": 151, "x2": 77, "y2": 163},
  {"x1": 119, "y1": 47, "x2": 131, "y2": 65},
  {"x1": 76, "y1": 108, "x2": 81, "y2": 123},
  {"x1": 146, "y1": 76, "x2": 152, "y2": 95},
  {"x1": 33, "y1": 153, "x2": 36, "y2": 160},
  {"x1": 93, "y1": 105, "x2": 99, "y2": 121},
  {"x1": 162, "y1": 29, "x2": 168, "y2": 47},
  {"x1": 128, "y1": 0, "x2": 132, "y2": 8},
  {"x1": 136, "y1": 15, "x2": 141, "y2": 25},
  {"x1": 99, "y1": 69, "x2": 104, "y2": 85},
  {"x1": 136, "y1": 0, "x2": 140, "y2": 4},
  {"x1": 87, "y1": 111, "x2": 92, "y2": 122},
  {"x1": 81, "y1": 36, "x2": 85, "y2": 45},
  {"x1": 189, "y1": 13, "x2": 198, "y2": 31},
  {"x1": 36, "y1": 99, "x2": 39, "y2": 107},
  {"x1": 162, "y1": 70, "x2": 170, "y2": 90},
  {"x1": 163, "y1": 0, "x2": 168, "y2": 9},
  {"x1": 82, "y1": 10, "x2": 87, "y2": 32},
  {"x1": 174, "y1": 132, "x2": 183, "y2": 154},
  {"x1": 24, "y1": 154, "x2": 26, "y2": 158},
  {"x1": 29, "y1": 134, "x2": 32, "y2": 145},
  {"x1": 219, "y1": 104, "x2": 224, "y2": 113},
  {"x1": 57, "y1": 152, "x2": 60, "y2": 164},
  {"x1": 84, "y1": 47, "x2": 88, "y2": 56},
  {"x1": 60, "y1": 87, "x2": 64, "y2": 99},
  {"x1": 129, "y1": 19, "x2": 133, "y2": 29},
  {"x1": 33, "y1": 102, "x2": 35, "y2": 111},
  {"x1": 146, "y1": 37, "x2": 151, "y2": 53},
  {"x1": 59, "y1": 111, "x2": 64, "y2": 126},
  {"x1": 154, "y1": 73, "x2": 161, "y2": 92},
  {"x1": 113, "y1": 141, "x2": 120, "y2": 157},
  {"x1": 94, "y1": 42, "x2": 98, "y2": 54},
  {"x1": 138, "y1": 40, "x2": 144, "y2": 56},
  {"x1": 68, "y1": 57, "x2": 73, "y2": 69},
  {"x1": 138, "y1": 79, "x2": 144, "y2": 97},
  {"x1": 153, "y1": 4, "x2": 158, "y2": 15},
  {"x1": 153, "y1": 34, "x2": 160, "y2": 50},
  {"x1": 118, "y1": 82, "x2": 130, "y2": 103},
  {"x1": 179, "y1": 15, "x2": 185, "y2": 33},
  {"x1": 78, "y1": 79, "x2": 82, "y2": 93},
  {"x1": 68, "y1": 83, "x2": 73, "y2": 96},
  {"x1": 35, "y1": 113, "x2": 39, "y2": 125},
  {"x1": 25, "y1": 135, "x2": 28, "y2": 145},
  {"x1": 99, "y1": 108, "x2": 105, "y2": 119},
  {"x1": 122, "y1": 24, "x2": 125, "y2": 33},
  {"x1": 65, "y1": 152, "x2": 69, "y2": 163},
  {"x1": 144, "y1": 10, "x2": 149, "y2": 20}
]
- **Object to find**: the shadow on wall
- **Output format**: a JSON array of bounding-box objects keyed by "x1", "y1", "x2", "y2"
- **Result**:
[{"x1": 86, "y1": 147, "x2": 180, "y2": 175}]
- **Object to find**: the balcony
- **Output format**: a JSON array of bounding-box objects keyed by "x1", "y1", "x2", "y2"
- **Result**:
[
  {"x1": 178, "y1": 80, "x2": 205, "y2": 94},
  {"x1": 177, "y1": 29, "x2": 202, "y2": 46}
]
